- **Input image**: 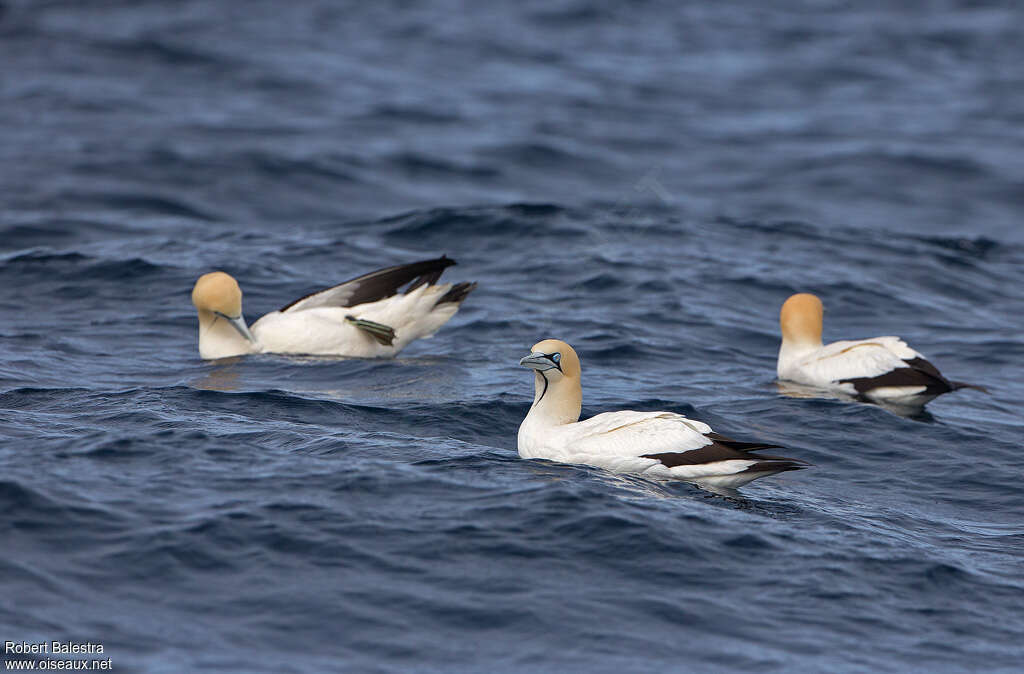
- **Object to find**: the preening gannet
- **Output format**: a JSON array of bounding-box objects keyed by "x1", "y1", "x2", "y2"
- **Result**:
[
  {"x1": 777, "y1": 293, "x2": 982, "y2": 407},
  {"x1": 517, "y1": 340, "x2": 808, "y2": 490},
  {"x1": 191, "y1": 256, "x2": 475, "y2": 359}
]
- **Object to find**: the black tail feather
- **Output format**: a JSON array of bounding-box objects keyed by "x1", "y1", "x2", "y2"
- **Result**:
[
  {"x1": 436, "y1": 281, "x2": 477, "y2": 306},
  {"x1": 741, "y1": 460, "x2": 809, "y2": 475},
  {"x1": 951, "y1": 381, "x2": 990, "y2": 394},
  {"x1": 703, "y1": 431, "x2": 785, "y2": 452}
]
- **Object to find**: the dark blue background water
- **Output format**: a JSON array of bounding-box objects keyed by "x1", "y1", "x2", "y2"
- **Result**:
[{"x1": 2, "y1": 1, "x2": 1023, "y2": 671}]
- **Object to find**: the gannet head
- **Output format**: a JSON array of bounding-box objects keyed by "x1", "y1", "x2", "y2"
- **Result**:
[
  {"x1": 191, "y1": 272, "x2": 257, "y2": 356},
  {"x1": 519, "y1": 339, "x2": 582, "y2": 425},
  {"x1": 780, "y1": 293, "x2": 824, "y2": 347},
  {"x1": 520, "y1": 338, "x2": 581, "y2": 379}
]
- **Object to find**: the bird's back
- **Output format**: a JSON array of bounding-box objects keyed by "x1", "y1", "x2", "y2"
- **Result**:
[
  {"x1": 783, "y1": 336, "x2": 921, "y2": 385},
  {"x1": 523, "y1": 410, "x2": 711, "y2": 464}
]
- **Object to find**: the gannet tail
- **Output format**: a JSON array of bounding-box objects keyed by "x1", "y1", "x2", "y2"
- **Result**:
[
  {"x1": 436, "y1": 281, "x2": 477, "y2": 306},
  {"x1": 951, "y1": 381, "x2": 990, "y2": 394}
]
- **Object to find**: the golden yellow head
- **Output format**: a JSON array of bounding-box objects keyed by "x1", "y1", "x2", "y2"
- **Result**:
[
  {"x1": 780, "y1": 293, "x2": 824, "y2": 345},
  {"x1": 522, "y1": 338, "x2": 582, "y2": 380},
  {"x1": 191, "y1": 271, "x2": 243, "y2": 318}
]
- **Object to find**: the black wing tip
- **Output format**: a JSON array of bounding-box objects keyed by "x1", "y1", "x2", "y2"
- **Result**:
[
  {"x1": 402, "y1": 255, "x2": 459, "y2": 293},
  {"x1": 419, "y1": 254, "x2": 457, "y2": 269},
  {"x1": 283, "y1": 255, "x2": 463, "y2": 313},
  {"x1": 642, "y1": 436, "x2": 810, "y2": 469},
  {"x1": 843, "y1": 360, "x2": 989, "y2": 399},
  {"x1": 415, "y1": 254, "x2": 457, "y2": 268},
  {"x1": 703, "y1": 432, "x2": 785, "y2": 452},
  {"x1": 742, "y1": 460, "x2": 810, "y2": 475},
  {"x1": 841, "y1": 360, "x2": 956, "y2": 397},
  {"x1": 436, "y1": 281, "x2": 477, "y2": 306}
]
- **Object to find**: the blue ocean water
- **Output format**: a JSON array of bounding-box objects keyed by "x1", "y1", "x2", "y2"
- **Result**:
[{"x1": 2, "y1": 1, "x2": 1023, "y2": 671}]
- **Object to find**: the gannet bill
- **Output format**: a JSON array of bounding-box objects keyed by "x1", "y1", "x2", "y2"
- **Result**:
[
  {"x1": 517, "y1": 339, "x2": 808, "y2": 490},
  {"x1": 191, "y1": 256, "x2": 476, "y2": 359},
  {"x1": 777, "y1": 293, "x2": 983, "y2": 407}
]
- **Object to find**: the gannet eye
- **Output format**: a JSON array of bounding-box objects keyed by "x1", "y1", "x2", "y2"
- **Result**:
[{"x1": 552, "y1": 353, "x2": 561, "y2": 363}]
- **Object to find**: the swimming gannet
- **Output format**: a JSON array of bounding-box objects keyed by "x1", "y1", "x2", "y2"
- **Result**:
[
  {"x1": 777, "y1": 293, "x2": 982, "y2": 407},
  {"x1": 191, "y1": 256, "x2": 475, "y2": 359},
  {"x1": 517, "y1": 339, "x2": 807, "y2": 490}
]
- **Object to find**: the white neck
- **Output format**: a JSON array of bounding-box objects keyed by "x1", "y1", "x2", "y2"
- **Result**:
[
  {"x1": 518, "y1": 370, "x2": 582, "y2": 457},
  {"x1": 525, "y1": 371, "x2": 581, "y2": 426},
  {"x1": 197, "y1": 310, "x2": 258, "y2": 359},
  {"x1": 777, "y1": 337, "x2": 822, "y2": 377}
]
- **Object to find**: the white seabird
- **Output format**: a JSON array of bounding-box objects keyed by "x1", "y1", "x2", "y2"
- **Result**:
[
  {"x1": 517, "y1": 339, "x2": 807, "y2": 490},
  {"x1": 191, "y1": 256, "x2": 475, "y2": 359},
  {"x1": 777, "y1": 293, "x2": 983, "y2": 407}
]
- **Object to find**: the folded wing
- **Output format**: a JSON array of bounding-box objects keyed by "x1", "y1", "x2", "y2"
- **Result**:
[
  {"x1": 567, "y1": 411, "x2": 713, "y2": 458},
  {"x1": 802, "y1": 337, "x2": 965, "y2": 396},
  {"x1": 802, "y1": 338, "x2": 920, "y2": 382},
  {"x1": 564, "y1": 411, "x2": 806, "y2": 480}
]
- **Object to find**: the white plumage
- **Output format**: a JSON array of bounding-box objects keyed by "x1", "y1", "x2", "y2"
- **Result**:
[
  {"x1": 191, "y1": 256, "x2": 475, "y2": 360},
  {"x1": 780, "y1": 336, "x2": 917, "y2": 389},
  {"x1": 252, "y1": 283, "x2": 462, "y2": 356},
  {"x1": 776, "y1": 293, "x2": 979, "y2": 407},
  {"x1": 518, "y1": 340, "x2": 807, "y2": 490}
]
